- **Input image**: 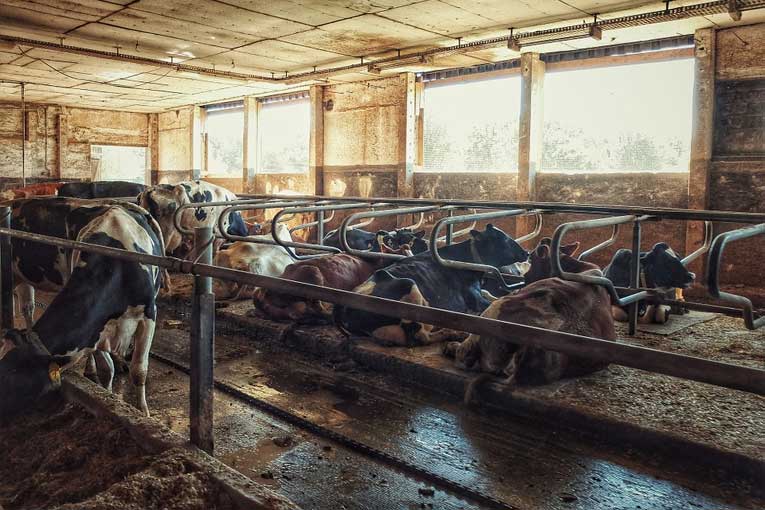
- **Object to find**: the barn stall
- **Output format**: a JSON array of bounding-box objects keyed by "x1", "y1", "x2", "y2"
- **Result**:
[{"x1": 0, "y1": 1, "x2": 764, "y2": 509}]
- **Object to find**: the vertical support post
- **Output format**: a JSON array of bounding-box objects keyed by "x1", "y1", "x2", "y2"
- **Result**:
[
  {"x1": 317, "y1": 210, "x2": 325, "y2": 245},
  {"x1": 628, "y1": 221, "x2": 642, "y2": 336},
  {"x1": 20, "y1": 82, "x2": 26, "y2": 188},
  {"x1": 190, "y1": 106, "x2": 203, "y2": 180},
  {"x1": 148, "y1": 112, "x2": 159, "y2": 185},
  {"x1": 56, "y1": 107, "x2": 68, "y2": 180},
  {"x1": 308, "y1": 85, "x2": 324, "y2": 196},
  {"x1": 686, "y1": 27, "x2": 716, "y2": 276},
  {"x1": 445, "y1": 209, "x2": 454, "y2": 245},
  {"x1": 243, "y1": 96, "x2": 259, "y2": 193},
  {"x1": 190, "y1": 226, "x2": 214, "y2": 454},
  {"x1": 517, "y1": 53, "x2": 545, "y2": 237},
  {"x1": 0, "y1": 206, "x2": 13, "y2": 329},
  {"x1": 397, "y1": 73, "x2": 417, "y2": 206}
]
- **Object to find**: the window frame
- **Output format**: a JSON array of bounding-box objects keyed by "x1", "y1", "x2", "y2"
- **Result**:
[
  {"x1": 202, "y1": 103, "x2": 245, "y2": 178},
  {"x1": 256, "y1": 94, "x2": 311, "y2": 175}
]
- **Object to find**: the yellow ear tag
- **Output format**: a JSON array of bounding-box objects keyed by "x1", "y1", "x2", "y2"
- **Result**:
[{"x1": 48, "y1": 362, "x2": 61, "y2": 385}]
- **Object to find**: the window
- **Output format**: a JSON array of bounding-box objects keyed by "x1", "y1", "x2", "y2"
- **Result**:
[
  {"x1": 422, "y1": 75, "x2": 521, "y2": 172},
  {"x1": 205, "y1": 105, "x2": 244, "y2": 176},
  {"x1": 258, "y1": 98, "x2": 310, "y2": 174},
  {"x1": 90, "y1": 145, "x2": 147, "y2": 184},
  {"x1": 542, "y1": 58, "x2": 694, "y2": 172}
]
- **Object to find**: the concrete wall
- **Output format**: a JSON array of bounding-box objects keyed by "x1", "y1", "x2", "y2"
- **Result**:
[
  {"x1": 156, "y1": 107, "x2": 193, "y2": 184},
  {"x1": 0, "y1": 104, "x2": 149, "y2": 189}
]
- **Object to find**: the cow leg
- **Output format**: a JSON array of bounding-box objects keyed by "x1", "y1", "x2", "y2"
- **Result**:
[
  {"x1": 130, "y1": 316, "x2": 156, "y2": 417},
  {"x1": 16, "y1": 283, "x2": 35, "y2": 329},
  {"x1": 93, "y1": 350, "x2": 115, "y2": 392}
]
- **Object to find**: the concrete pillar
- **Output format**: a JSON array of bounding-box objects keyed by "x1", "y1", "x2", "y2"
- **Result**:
[
  {"x1": 148, "y1": 112, "x2": 159, "y2": 185},
  {"x1": 685, "y1": 28, "x2": 716, "y2": 272},
  {"x1": 517, "y1": 52, "x2": 545, "y2": 235},
  {"x1": 56, "y1": 107, "x2": 68, "y2": 180},
  {"x1": 397, "y1": 73, "x2": 417, "y2": 200},
  {"x1": 242, "y1": 96, "x2": 259, "y2": 192},
  {"x1": 309, "y1": 85, "x2": 324, "y2": 195}
]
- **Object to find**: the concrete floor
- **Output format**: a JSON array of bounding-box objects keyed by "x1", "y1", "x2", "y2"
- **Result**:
[{"x1": 124, "y1": 311, "x2": 763, "y2": 510}]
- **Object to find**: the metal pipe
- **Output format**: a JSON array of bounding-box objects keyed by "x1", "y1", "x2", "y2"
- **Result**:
[
  {"x1": 190, "y1": 226, "x2": 214, "y2": 454},
  {"x1": 0, "y1": 207, "x2": 13, "y2": 329},
  {"x1": 173, "y1": 198, "x2": 281, "y2": 237},
  {"x1": 628, "y1": 221, "x2": 642, "y2": 335},
  {"x1": 430, "y1": 208, "x2": 531, "y2": 291},
  {"x1": 288, "y1": 210, "x2": 335, "y2": 234},
  {"x1": 682, "y1": 220, "x2": 713, "y2": 265},
  {"x1": 436, "y1": 208, "x2": 477, "y2": 244},
  {"x1": 239, "y1": 193, "x2": 765, "y2": 224},
  {"x1": 0, "y1": 224, "x2": 763, "y2": 395},
  {"x1": 706, "y1": 223, "x2": 765, "y2": 330},
  {"x1": 516, "y1": 212, "x2": 543, "y2": 245},
  {"x1": 340, "y1": 205, "x2": 443, "y2": 261},
  {"x1": 214, "y1": 199, "x2": 324, "y2": 243},
  {"x1": 578, "y1": 224, "x2": 620, "y2": 261}
]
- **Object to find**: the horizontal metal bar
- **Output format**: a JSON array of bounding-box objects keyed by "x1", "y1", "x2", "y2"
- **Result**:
[
  {"x1": 706, "y1": 223, "x2": 765, "y2": 330},
  {"x1": 1, "y1": 225, "x2": 762, "y2": 396},
  {"x1": 238, "y1": 193, "x2": 765, "y2": 224}
]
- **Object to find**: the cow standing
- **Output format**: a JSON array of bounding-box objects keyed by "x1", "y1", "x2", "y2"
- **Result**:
[
  {"x1": 335, "y1": 224, "x2": 528, "y2": 346},
  {"x1": 0, "y1": 201, "x2": 164, "y2": 416},
  {"x1": 443, "y1": 239, "x2": 616, "y2": 398},
  {"x1": 58, "y1": 180, "x2": 146, "y2": 200},
  {"x1": 604, "y1": 242, "x2": 695, "y2": 324},
  {"x1": 139, "y1": 180, "x2": 247, "y2": 257}
]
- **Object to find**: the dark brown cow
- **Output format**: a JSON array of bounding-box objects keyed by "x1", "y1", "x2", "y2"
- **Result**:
[
  {"x1": 254, "y1": 241, "x2": 411, "y2": 322},
  {"x1": 444, "y1": 238, "x2": 616, "y2": 399}
]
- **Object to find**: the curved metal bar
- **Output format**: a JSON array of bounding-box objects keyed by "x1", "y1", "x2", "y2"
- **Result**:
[
  {"x1": 216, "y1": 199, "x2": 328, "y2": 244},
  {"x1": 340, "y1": 205, "x2": 444, "y2": 261},
  {"x1": 682, "y1": 220, "x2": 713, "y2": 265},
  {"x1": 706, "y1": 223, "x2": 765, "y2": 330},
  {"x1": 399, "y1": 211, "x2": 426, "y2": 231},
  {"x1": 550, "y1": 215, "x2": 650, "y2": 306},
  {"x1": 578, "y1": 224, "x2": 620, "y2": 261},
  {"x1": 289, "y1": 210, "x2": 336, "y2": 234},
  {"x1": 516, "y1": 211, "x2": 543, "y2": 245},
  {"x1": 435, "y1": 209, "x2": 477, "y2": 244},
  {"x1": 430, "y1": 208, "x2": 530, "y2": 292},
  {"x1": 271, "y1": 202, "x2": 383, "y2": 260},
  {"x1": 174, "y1": 198, "x2": 284, "y2": 237}
]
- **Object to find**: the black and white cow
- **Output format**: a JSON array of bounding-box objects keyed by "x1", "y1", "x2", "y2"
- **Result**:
[
  {"x1": 604, "y1": 242, "x2": 695, "y2": 324},
  {"x1": 139, "y1": 180, "x2": 247, "y2": 257},
  {"x1": 323, "y1": 228, "x2": 428, "y2": 254},
  {"x1": 0, "y1": 198, "x2": 163, "y2": 416},
  {"x1": 58, "y1": 180, "x2": 146, "y2": 199},
  {"x1": 335, "y1": 224, "x2": 528, "y2": 346}
]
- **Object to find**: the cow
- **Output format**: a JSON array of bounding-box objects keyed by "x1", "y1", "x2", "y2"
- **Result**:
[
  {"x1": 58, "y1": 180, "x2": 146, "y2": 199},
  {"x1": 253, "y1": 236, "x2": 412, "y2": 323},
  {"x1": 443, "y1": 238, "x2": 616, "y2": 401},
  {"x1": 604, "y1": 242, "x2": 695, "y2": 324},
  {"x1": 335, "y1": 224, "x2": 528, "y2": 346},
  {"x1": 323, "y1": 227, "x2": 428, "y2": 254},
  {"x1": 1, "y1": 182, "x2": 64, "y2": 200},
  {"x1": 212, "y1": 222, "x2": 294, "y2": 300},
  {"x1": 0, "y1": 200, "x2": 164, "y2": 416},
  {"x1": 138, "y1": 180, "x2": 247, "y2": 258}
]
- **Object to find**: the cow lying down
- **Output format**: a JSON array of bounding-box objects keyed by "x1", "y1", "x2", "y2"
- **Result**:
[
  {"x1": 0, "y1": 201, "x2": 163, "y2": 417},
  {"x1": 213, "y1": 223, "x2": 293, "y2": 300},
  {"x1": 604, "y1": 242, "x2": 695, "y2": 324},
  {"x1": 253, "y1": 237, "x2": 411, "y2": 323},
  {"x1": 443, "y1": 239, "x2": 616, "y2": 400},
  {"x1": 335, "y1": 224, "x2": 529, "y2": 347},
  {"x1": 324, "y1": 227, "x2": 428, "y2": 254}
]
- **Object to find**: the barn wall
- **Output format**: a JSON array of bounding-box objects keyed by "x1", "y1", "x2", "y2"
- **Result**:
[
  {"x1": 709, "y1": 23, "x2": 765, "y2": 286},
  {"x1": 0, "y1": 103, "x2": 149, "y2": 190},
  {"x1": 157, "y1": 107, "x2": 194, "y2": 184}
]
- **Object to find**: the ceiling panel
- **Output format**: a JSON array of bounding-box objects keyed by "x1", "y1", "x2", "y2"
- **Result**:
[
  {"x1": 0, "y1": 4, "x2": 89, "y2": 32},
  {"x1": 237, "y1": 39, "x2": 349, "y2": 66},
  {"x1": 0, "y1": 0, "x2": 121, "y2": 22},
  {"x1": 379, "y1": 0, "x2": 501, "y2": 36}
]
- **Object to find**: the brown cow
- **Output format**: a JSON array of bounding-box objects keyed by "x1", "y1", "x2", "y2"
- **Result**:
[
  {"x1": 1, "y1": 182, "x2": 64, "y2": 200},
  {"x1": 444, "y1": 238, "x2": 616, "y2": 400},
  {"x1": 253, "y1": 239, "x2": 412, "y2": 323}
]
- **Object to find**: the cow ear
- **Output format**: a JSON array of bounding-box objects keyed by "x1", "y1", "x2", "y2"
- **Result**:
[
  {"x1": 470, "y1": 229, "x2": 483, "y2": 240},
  {"x1": 653, "y1": 242, "x2": 669, "y2": 253},
  {"x1": 534, "y1": 244, "x2": 550, "y2": 259},
  {"x1": 561, "y1": 242, "x2": 580, "y2": 257}
]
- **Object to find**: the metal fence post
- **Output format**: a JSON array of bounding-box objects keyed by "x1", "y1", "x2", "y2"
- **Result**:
[
  {"x1": 628, "y1": 220, "x2": 642, "y2": 336},
  {"x1": 0, "y1": 206, "x2": 13, "y2": 329},
  {"x1": 190, "y1": 226, "x2": 215, "y2": 454},
  {"x1": 317, "y1": 209, "x2": 325, "y2": 245}
]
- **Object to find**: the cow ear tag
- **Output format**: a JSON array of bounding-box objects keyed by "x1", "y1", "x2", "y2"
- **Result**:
[{"x1": 48, "y1": 362, "x2": 62, "y2": 385}]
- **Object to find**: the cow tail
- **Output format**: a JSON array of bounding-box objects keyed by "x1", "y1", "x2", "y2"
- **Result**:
[{"x1": 463, "y1": 373, "x2": 495, "y2": 405}]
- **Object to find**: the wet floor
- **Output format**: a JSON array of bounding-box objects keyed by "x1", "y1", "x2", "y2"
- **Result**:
[{"x1": 122, "y1": 312, "x2": 763, "y2": 510}]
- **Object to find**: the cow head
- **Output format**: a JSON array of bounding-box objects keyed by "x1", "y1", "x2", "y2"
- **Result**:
[
  {"x1": 0, "y1": 330, "x2": 72, "y2": 419},
  {"x1": 226, "y1": 212, "x2": 248, "y2": 237},
  {"x1": 383, "y1": 229, "x2": 428, "y2": 255},
  {"x1": 641, "y1": 243, "x2": 695, "y2": 289},
  {"x1": 139, "y1": 185, "x2": 181, "y2": 255},
  {"x1": 524, "y1": 238, "x2": 585, "y2": 284},
  {"x1": 469, "y1": 224, "x2": 528, "y2": 268}
]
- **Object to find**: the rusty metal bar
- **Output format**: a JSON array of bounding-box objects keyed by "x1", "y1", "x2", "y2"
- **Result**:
[
  {"x1": 238, "y1": 193, "x2": 765, "y2": 224},
  {"x1": 190, "y1": 226, "x2": 215, "y2": 454},
  {"x1": 0, "y1": 225, "x2": 763, "y2": 395},
  {"x1": 706, "y1": 223, "x2": 765, "y2": 330},
  {"x1": 0, "y1": 206, "x2": 13, "y2": 329},
  {"x1": 340, "y1": 205, "x2": 445, "y2": 260}
]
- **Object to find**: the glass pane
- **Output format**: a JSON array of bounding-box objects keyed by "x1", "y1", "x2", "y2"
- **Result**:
[
  {"x1": 542, "y1": 58, "x2": 694, "y2": 172},
  {"x1": 258, "y1": 99, "x2": 310, "y2": 174},
  {"x1": 423, "y1": 76, "x2": 521, "y2": 172},
  {"x1": 90, "y1": 145, "x2": 146, "y2": 184},
  {"x1": 206, "y1": 108, "x2": 244, "y2": 176}
]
